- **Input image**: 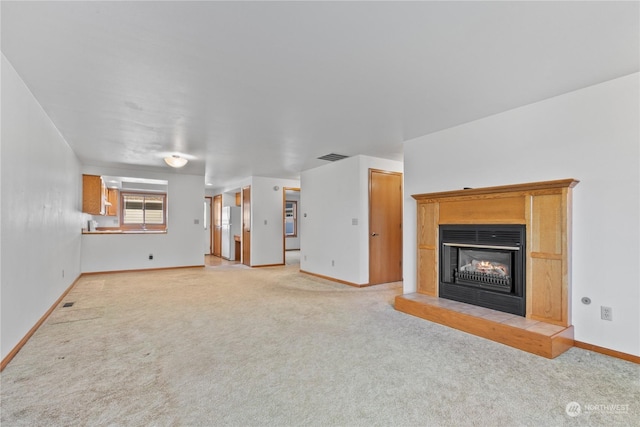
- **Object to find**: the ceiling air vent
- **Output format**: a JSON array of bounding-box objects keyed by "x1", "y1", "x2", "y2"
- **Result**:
[{"x1": 317, "y1": 153, "x2": 349, "y2": 162}]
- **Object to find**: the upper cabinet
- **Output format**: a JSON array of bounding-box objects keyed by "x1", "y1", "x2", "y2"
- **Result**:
[
  {"x1": 83, "y1": 174, "x2": 119, "y2": 216},
  {"x1": 106, "y1": 188, "x2": 119, "y2": 216},
  {"x1": 82, "y1": 174, "x2": 105, "y2": 215}
]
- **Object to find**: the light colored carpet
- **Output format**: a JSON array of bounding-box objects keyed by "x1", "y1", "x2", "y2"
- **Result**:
[
  {"x1": 1, "y1": 265, "x2": 638, "y2": 426},
  {"x1": 285, "y1": 250, "x2": 300, "y2": 266}
]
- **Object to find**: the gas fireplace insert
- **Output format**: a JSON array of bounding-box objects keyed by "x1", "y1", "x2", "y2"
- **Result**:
[{"x1": 439, "y1": 224, "x2": 526, "y2": 316}]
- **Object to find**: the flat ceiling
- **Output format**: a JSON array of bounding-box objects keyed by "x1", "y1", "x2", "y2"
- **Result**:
[{"x1": 2, "y1": 1, "x2": 638, "y2": 190}]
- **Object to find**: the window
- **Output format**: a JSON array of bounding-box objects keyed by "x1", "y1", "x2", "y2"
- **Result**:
[
  {"x1": 284, "y1": 200, "x2": 297, "y2": 237},
  {"x1": 120, "y1": 192, "x2": 167, "y2": 230}
]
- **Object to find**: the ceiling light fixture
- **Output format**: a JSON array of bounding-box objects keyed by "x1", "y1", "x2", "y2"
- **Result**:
[{"x1": 164, "y1": 154, "x2": 188, "y2": 168}]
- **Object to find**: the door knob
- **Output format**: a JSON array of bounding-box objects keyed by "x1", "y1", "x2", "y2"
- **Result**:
[{"x1": 371, "y1": 232, "x2": 378, "y2": 236}]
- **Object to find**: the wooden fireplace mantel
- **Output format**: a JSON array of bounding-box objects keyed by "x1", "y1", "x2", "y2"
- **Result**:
[
  {"x1": 396, "y1": 179, "x2": 579, "y2": 358},
  {"x1": 411, "y1": 178, "x2": 579, "y2": 202}
]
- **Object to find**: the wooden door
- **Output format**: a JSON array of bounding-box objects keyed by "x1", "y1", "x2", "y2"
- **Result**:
[
  {"x1": 369, "y1": 169, "x2": 403, "y2": 285},
  {"x1": 242, "y1": 186, "x2": 251, "y2": 266},
  {"x1": 213, "y1": 195, "x2": 222, "y2": 257}
]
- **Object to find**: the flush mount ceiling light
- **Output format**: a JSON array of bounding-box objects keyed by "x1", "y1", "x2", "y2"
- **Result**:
[{"x1": 164, "y1": 154, "x2": 188, "y2": 168}]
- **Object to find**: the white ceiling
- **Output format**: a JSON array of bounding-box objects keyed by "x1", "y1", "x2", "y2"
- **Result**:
[{"x1": 2, "y1": 1, "x2": 638, "y2": 190}]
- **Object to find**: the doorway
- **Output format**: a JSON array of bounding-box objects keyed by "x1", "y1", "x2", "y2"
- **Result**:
[
  {"x1": 242, "y1": 186, "x2": 251, "y2": 266},
  {"x1": 204, "y1": 197, "x2": 212, "y2": 255},
  {"x1": 213, "y1": 194, "x2": 222, "y2": 257},
  {"x1": 283, "y1": 187, "x2": 301, "y2": 267},
  {"x1": 368, "y1": 169, "x2": 403, "y2": 285}
]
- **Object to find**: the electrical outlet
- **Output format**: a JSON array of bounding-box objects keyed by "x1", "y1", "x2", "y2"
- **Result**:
[
  {"x1": 601, "y1": 306, "x2": 613, "y2": 321},
  {"x1": 62, "y1": 269, "x2": 65, "y2": 278},
  {"x1": 331, "y1": 260, "x2": 335, "y2": 267},
  {"x1": 149, "y1": 254, "x2": 154, "y2": 260}
]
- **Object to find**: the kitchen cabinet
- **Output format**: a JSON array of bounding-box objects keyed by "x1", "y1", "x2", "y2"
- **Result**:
[
  {"x1": 82, "y1": 174, "x2": 106, "y2": 215},
  {"x1": 83, "y1": 175, "x2": 119, "y2": 216},
  {"x1": 106, "y1": 188, "x2": 119, "y2": 216}
]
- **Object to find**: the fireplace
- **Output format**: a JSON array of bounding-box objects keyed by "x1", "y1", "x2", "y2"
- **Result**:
[
  {"x1": 396, "y1": 179, "x2": 578, "y2": 358},
  {"x1": 439, "y1": 224, "x2": 525, "y2": 316}
]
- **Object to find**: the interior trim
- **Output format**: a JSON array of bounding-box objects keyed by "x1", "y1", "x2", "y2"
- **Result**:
[
  {"x1": 1, "y1": 275, "x2": 82, "y2": 371},
  {"x1": 80, "y1": 265, "x2": 205, "y2": 275},
  {"x1": 574, "y1": 341, "x2": 640, "y2": 364},
  {"x1": 300, "y1": 270, "x2": 375, "y2": 288}
]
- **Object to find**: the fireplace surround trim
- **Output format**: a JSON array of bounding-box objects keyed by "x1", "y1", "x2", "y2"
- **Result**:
[{"x1": 395, "y1": 179, "x2": 579, "y2": 358}]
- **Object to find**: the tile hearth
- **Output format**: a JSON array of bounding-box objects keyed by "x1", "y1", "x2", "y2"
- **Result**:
[{"x1": 395, "y1": 293, "x2": 574, "y2": 358}]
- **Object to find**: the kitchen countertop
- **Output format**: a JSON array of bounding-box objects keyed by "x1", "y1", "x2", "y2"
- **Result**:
[{"x1": 82, "y1": 229, "x2": 167, "y2": 234}]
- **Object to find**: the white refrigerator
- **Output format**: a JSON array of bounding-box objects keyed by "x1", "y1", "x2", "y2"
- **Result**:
[{"x1": 221, "y1": 206, "x2": 241, "y2": 260}]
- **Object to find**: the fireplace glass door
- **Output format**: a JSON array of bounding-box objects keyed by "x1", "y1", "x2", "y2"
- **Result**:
[{"x1": 456, "y1": 248, "x2": 513, "y2": 293}]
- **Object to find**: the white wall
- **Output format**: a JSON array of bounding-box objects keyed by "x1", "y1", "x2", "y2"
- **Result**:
[
  {"x1": 80, "y1": 167, "x2": 205, "y2": 272},
  {"x1": 1, "y1": 55, "x2": 84, "y2": 360},
  {"x1": 300, "y1": 155, "x2": 402, "y2": 285},
  {"x1": 249, "y1": 176, "x2": 300, "y2": 266},
  {"x1": 221, "y1": 191, "x2": 237, "y2": 208},
  {"x1": 403, "y1": 73, "x2": 640, "y2": 356}
]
